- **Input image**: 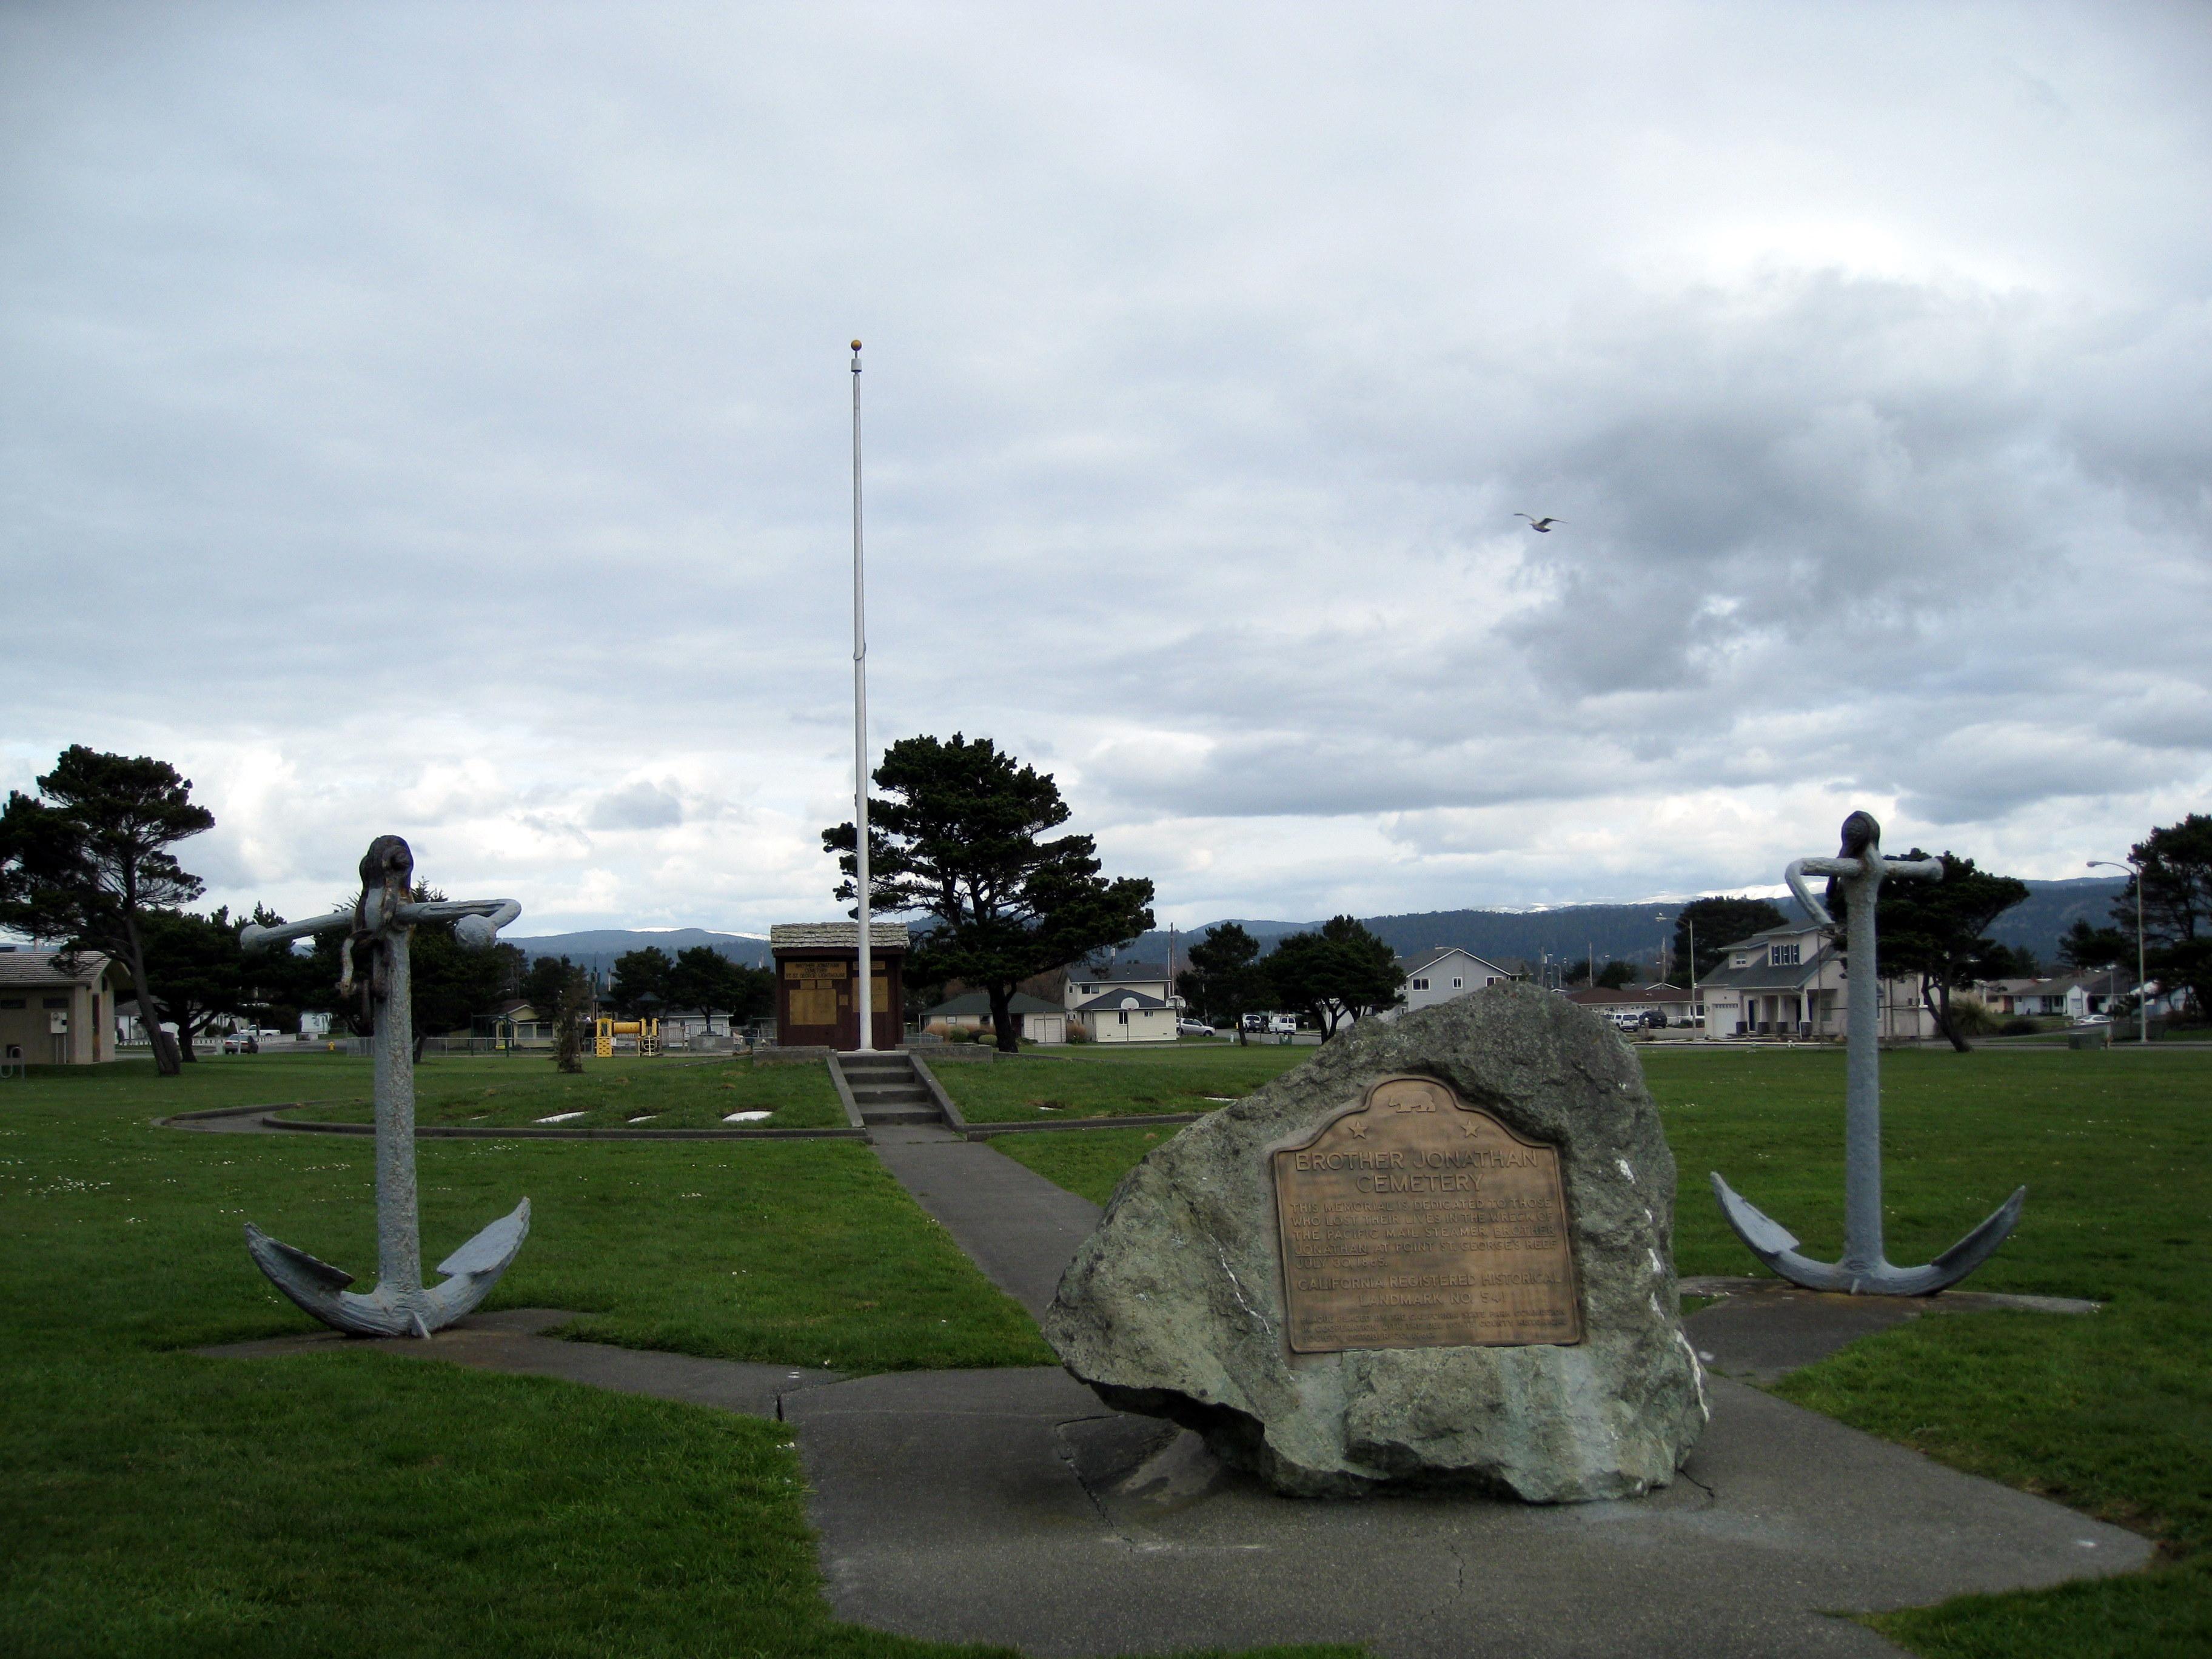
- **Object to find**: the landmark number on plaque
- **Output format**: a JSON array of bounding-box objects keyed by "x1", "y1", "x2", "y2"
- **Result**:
[{"x1": 1272, "y1": 1075, "x2": 1581, "y2": 1353}]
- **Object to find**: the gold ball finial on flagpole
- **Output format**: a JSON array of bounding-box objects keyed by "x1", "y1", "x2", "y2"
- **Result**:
[{"x1": 851, "y1": 339, "x2": 862, "y2": 350}]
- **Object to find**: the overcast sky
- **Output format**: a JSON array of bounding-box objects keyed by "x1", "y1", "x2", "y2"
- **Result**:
[{"x1": 5, "y1": 2, "x2": 2208, "y2": 936}]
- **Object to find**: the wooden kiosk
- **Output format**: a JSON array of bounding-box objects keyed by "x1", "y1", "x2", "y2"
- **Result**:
[{"x1": 769, "y1": 922, "x2": 909, "y2": 1050}]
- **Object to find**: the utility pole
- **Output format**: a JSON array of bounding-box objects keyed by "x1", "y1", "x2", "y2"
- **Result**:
[
  {"x1": 851, "y1": 340, "x2": 872, "y2": 1052},
  {"x1": 2089, "y1": 857, "x2": 2150, "y2": 1044}
]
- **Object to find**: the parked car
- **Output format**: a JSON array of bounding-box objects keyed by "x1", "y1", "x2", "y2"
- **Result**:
[
  {"x1": 1241, "y1": 1013, "x2": 1266, "y2": 1032},
  {"x1": 1269, "y1": 1015, "x2": 1298, "y2": 1034},
  {"x1": 1176, "y1": 1019, "x2": 1214, "y2": 1037},
  {"x1": 221, "y1": 1033, "x2": 259, "y2": 1054},
  {"x1": 2071, "y1": 1014, "x2": 2111, "y2": 1027}
]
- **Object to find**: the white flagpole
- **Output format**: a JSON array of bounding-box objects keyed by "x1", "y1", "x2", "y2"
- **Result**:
[{"x1": 851, "y1": 339, "x2": 873, "y2": 1052}]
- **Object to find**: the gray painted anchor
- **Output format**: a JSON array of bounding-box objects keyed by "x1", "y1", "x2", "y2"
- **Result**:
[
  {"x1": 239, "y1": 836, "x2": 530, "y2": 1336},
  {"x1": 1710, "y1": 811, "x2": 2026, "y2": 1295}
]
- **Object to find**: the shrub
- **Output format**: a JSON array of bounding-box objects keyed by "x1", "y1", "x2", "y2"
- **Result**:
[
  {"x1": 1946, "y1": 997, "x2": 1999, "y2": 1036},
  {"x1": 2000, "y1": 1017, "x2": 2039, "y2": 1037},
  {"x1": 1065, "y1": 1022, "x2": 1091, "y2": 1044}
]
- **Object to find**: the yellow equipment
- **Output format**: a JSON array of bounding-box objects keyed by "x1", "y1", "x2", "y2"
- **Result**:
[{"x1": 593, "y1": 1016, "x2": 660, "y2": 1058}]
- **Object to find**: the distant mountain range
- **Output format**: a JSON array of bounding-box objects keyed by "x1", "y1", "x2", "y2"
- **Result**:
[
  {"x1": 1106, "y1": 877, "x2": 2129, "y2": 976},
  {"x1": 511, "y1": 876, "x2": 2128, "y2": 982}
]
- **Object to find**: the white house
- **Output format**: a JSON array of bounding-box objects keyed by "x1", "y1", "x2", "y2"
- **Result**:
[
  {"x1": 1378, "y1": 947, "x2": 1519, "y2": 1022},
  {"x1": 1695, "y1": 923, "x2": 1936, "y2": 1041},
  {"x1": 1999, "y1": 974, "x2": 2127, "y2": 1020},
  {"x1": 1073, "y1": 988, "x2": 1179, "y2": 1043},
  {"x1": 1064, "y1": 962, "x2": 1175, "y2": 1011}
]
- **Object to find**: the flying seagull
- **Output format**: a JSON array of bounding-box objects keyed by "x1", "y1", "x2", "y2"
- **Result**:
[{"x1": 1515, "y1": 514, "x2": 1564, "y2": 532}]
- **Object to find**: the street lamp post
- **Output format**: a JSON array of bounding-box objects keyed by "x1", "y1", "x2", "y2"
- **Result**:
[
  {"x1": 1661, "y1": 910, "x2": 1697, "y2": 1033},
  {"x1": 2088, "y1": 859, "x2": 2149, "y2": 1044}
]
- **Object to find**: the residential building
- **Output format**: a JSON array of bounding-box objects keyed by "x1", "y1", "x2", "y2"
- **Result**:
[
  {"x1": 1073, "y1": 988, "x2": 1178, "y2": 1043},
  {"x1": 1064, "y1": 962, "x2": 1175, "y2": 1011},
  {"x1": 0, "y1": 947, "x2": 126, "y2": 1065},
  {"x1": 1695, "y1": 923, "x2": 1936, "y2": 1041},
  {"x1": 1993, "y1": 974, "x2": 2128, "y2": 1021},
  {"x1": 922, "y1": 991, "x2": 1068, "y2": 1044},
  {"x1": 1380, "y1": 947, "x2": 1520, "y2": 1022}
]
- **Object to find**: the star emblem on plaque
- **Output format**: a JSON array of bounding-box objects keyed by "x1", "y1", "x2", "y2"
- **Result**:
[{"x1": 1271, "y1": 1074, "x2": 1581, "y2": 1354}]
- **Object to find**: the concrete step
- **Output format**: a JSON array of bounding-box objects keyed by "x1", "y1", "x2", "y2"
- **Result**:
[
  {"x1": 860, "y1": 1104, "x2": 943, "y2": 1125},
  {"x1": 834, "y1": 1052, "x2": 945, "y2": 1129}
]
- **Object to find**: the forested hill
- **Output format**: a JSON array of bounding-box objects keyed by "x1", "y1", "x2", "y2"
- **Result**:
[
  {"x1": 507, "y1": 928, "x2": 772, "y2": 970},
  {"x1": 504, "y1": 876, "x2": 2127, "y2": 982},
  {"x1": 1112, "y1": 876, "x2": 2127, "y2": 975}
]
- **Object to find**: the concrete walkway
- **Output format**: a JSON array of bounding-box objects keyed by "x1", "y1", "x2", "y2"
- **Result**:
[
  {"x1": 867, "y1": 1122, "x2": 1107, "y2": 1318},
  {"x1": 201, "y1": 1307, "x2": 849, "y2": 1418},
  {"x1": 788, "y1": 1364, "x2": 2143, "y2": 1659},
  {"x1": 196, "y1": 1119, "x2": 2151, "y2": 1657}
]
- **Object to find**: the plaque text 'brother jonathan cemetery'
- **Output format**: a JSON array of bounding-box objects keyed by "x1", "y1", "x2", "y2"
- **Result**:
[{"x1": 1272, "y1": 1075, "x2": 1581, "y2": 1353}]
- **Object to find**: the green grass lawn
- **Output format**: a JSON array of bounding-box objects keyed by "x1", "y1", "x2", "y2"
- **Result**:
[
  {"x1": 999, "y1": 1044, "x2": 2212, "y2": 1658},
  {"x1": 0, "y1": 1054, "x2": 1074, "y2": 1658},
  {"x1": 10, "y1": 1042, "x2": 2207, "y2": 1657},
  {"x1": 931, "y1": 1039, "x2": 1309, "y2": 1122},
  {"x1": 280, "y1": 1051, "x2": 846, "y2": 1130}
]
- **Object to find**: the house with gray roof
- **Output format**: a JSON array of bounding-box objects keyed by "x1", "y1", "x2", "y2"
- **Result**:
[
  {"x1": 1073, "y1": 987, "x2": 1178, "y2": 1043},
  {"x1": 923, "y1": 990, "x2": 1068, "y2": 1045},
  {"x1": 1695, "y1": 923, "x2": 1934, "y2": 1041},
  {"x1": 1064, "y1": 962, "x2": 1175, "y2": 1011},
  {"x1": 0, "y1": 947, "x2": 127, "y2": 1066},
  {"x1": 1378, "y1": 947, "x2": 1520, "y2": 1022}
]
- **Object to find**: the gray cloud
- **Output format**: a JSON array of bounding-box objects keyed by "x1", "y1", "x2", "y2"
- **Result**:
[
  {"x1": 2, "y1": 2, "x2": 2208, "y2": 931},
  {"x1": 589, "y1": 781, "x2": 685, "y2": 832}
]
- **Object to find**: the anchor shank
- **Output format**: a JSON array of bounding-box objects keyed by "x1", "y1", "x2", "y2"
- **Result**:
[
  {"x1": 373, "y1": 924, "x2": 424, "y2": 1297},
  {"x1": 1842, "y1": 855, "x2": 1885, "y2": 1275}
]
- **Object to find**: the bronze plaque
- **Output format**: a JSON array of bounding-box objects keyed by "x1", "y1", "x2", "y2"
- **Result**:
[{"x1": 1272, "y1": 1075, "x2": 1581, "y2": 1353}]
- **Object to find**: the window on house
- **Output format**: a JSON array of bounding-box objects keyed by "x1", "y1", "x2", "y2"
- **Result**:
[
  {"x1": 1769, "y1": 943, "x2": 1800, "y2": 967},
  {"x1": 1118, "y1": 1011, "x2": 1128, "y2": 1025},
  {"x1": 1452, "y1": 977, "x2": 1464, "y2": 989},
  {"x1": 42, "y1": 997, "x2": 69, "y2": 1009},
  {"x1": 0, "y1": 998, "x2": 23, "y2": 1010},
  {"x1": 1411, "y1": 977, "x2": 1429, "y2": 991}
]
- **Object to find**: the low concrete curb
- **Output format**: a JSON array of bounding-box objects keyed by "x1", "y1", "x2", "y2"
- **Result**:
[
  {"x1": 957, "y1": 1110, "x2": 1200, "y2": 1138},
  {"x1": 907, "y1": 1056, "x2": 967, "y2": 1132},
  {"x1": 824, "y1": 1057, "x2": 869, "y2": 1130},
  {"x1": 257, "y1": 1113, "x2": 867, "y2": 1142}
]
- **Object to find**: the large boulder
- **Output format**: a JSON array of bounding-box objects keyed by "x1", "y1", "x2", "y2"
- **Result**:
[{"x1": 1044, "y1": 983, "x2": 1708, "y2": 1499}]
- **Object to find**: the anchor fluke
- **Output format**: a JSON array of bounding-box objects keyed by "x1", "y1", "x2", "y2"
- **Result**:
[
  {"x1": 1710, "y1": 1172, "x2": 2027, "y2": 1296},
  {"x1": 244, "y1": 1225, "x2": 354, "y2": 1293},
  {"x1": 437, "y1": 1198, "x2": 532, "y2": 1278},
  {"x1": 244, "y1": 1199, "x2": 531, "y2": 1337}
]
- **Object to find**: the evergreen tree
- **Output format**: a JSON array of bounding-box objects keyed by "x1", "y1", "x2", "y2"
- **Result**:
[
  {"x1": 824, "y1": 734, "x2": 1154, "y2": 1054},
  {"x1": 1265, "y1": 916, "x2": 1402, "y2": 1037},
  {"x1": 0, "y1": 747, "x2": 215, "y2": 1074}
]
